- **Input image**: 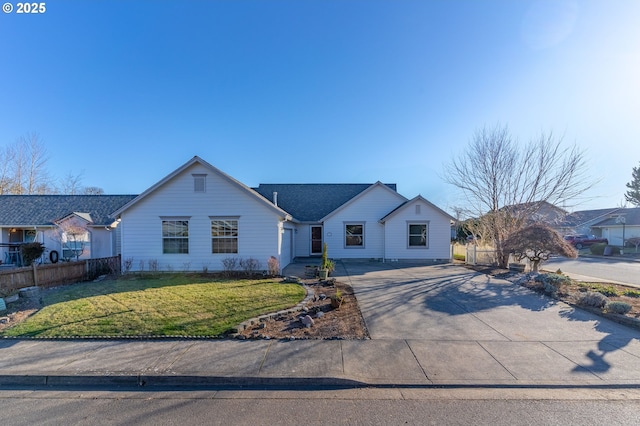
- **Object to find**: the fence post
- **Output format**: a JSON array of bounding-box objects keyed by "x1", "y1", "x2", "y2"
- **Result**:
[{"x1": 32, "y1": 262, "x2": 39, "y2": 286}]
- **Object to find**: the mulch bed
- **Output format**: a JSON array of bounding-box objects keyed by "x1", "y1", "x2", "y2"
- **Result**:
[{"x1": 238, "y1": 278, "x2": 370, "y2": 340}]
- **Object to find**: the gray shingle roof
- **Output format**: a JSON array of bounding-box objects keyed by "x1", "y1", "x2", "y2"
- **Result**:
[
  {"x1": 253, "y1": 184, "x2": 397, "y2": 222},
  {"x1": 0, "y1": 195, "x2": 137, "y2": 227},
  {"x1": 591, "y1": 208, "x2": 640, "y2": 227},
  {"x1": 558, "y1": 208, "x2": 621, "y2": 228}
]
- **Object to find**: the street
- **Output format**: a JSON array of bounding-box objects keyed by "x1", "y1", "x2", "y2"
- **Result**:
[
  {"x1": 0, "y1": 387, "x2": 639, "y2": 425},
  {"x1": 544, "y1": 256, "x2": 640, "y2": 287}
]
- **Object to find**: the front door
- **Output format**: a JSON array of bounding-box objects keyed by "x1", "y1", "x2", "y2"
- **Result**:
[{"x1": 311, "y1": 226, "x2": 323, "y2": 255}]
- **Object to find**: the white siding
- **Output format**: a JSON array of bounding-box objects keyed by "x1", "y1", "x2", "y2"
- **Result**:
[
  {"x1": 323, "y1": 186, "x2": 406, "y2": 259},
  {"x1": 120, "y1": 163, "x2": 284, "y2": 272},
  {"x1": 90, "y1": 228, "x2": 113, "y2": 258},
  {"x1": 601, "y1": 225, "x2": 640, "y2": 246},
  {"x1": 383, "y1": 199, "x2": 452, "y2": 260}
]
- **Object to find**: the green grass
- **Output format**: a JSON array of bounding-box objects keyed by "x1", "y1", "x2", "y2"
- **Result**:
[{"x1": 1, "y1": 275, "x2": 305, "y2": 338}]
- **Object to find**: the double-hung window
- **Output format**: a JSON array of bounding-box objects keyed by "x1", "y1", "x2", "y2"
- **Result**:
[
  {"x1": 408, "y1": 222, "x2": 428, "y2": 248},
  {"x1": 211, "y1": 218, "x2": 238, "y2": 254},
  {"x1": 345, "y1": 223, "x2": 364, "y2": 248},
  {"x1": 162, "y1": 219, "x2": 189, "y2": 254}
]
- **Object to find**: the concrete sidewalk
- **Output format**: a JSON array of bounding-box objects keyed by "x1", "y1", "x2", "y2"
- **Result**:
[{"x1": 1, "y1": 337, "x2": 639, "y2": 389}]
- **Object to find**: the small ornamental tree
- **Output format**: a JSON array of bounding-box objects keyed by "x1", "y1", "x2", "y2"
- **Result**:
[{"x1": 503, "y1": 223, "x2": 577, "y2": 272}]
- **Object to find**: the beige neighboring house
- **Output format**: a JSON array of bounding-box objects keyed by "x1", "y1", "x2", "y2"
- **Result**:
[{"x1": 0, "y1": 195, "x2": 136, "y2": 266}]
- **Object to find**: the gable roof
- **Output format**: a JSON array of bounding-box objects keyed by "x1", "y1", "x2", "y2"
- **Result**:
[
  {"x1": 557, "y1": 208, "x2": 621, "y2": 228},
  {"x1": 320, "y1": 182, "x2": 406, "y2": 222},
  {"x1": 253, "y1": 183, "x2": 398, "y2": 222},
  {"x1": 590, "y1": 207, "x2": 640, "y2": 227},
  {"x1": 380, "y1": 195, "x2": 455, "y2": 223},
  {"x1": 0, "y1": 195, "x2": 137, "y2": 227},
  {"x1": 111, "y1": 156, "x2": 292, "y2": 220}
]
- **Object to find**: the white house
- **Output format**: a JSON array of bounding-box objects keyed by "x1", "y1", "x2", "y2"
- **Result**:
[{"x1": 112, "y1": 156, "x2": 455, "y2": 272}]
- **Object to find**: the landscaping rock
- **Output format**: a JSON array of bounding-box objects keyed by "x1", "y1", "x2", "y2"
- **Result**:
[
  {"x1": 301, "y1": 315, "x2": 314, "y2": 328},
  {"x1": 19, "y1": 286, "x2": 40, "y2": 299}
]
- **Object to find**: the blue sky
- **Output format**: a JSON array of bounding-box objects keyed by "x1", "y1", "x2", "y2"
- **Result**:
[{"x1": 1, "y1": 0, "x2": 639, "y2": 213}]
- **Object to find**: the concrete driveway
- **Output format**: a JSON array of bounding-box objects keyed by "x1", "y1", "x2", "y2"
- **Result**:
[
  {"x1": 326, "y1": 262, "x2": 640, "y2": 383},
  {"x1": 336, "y1": 262, "x2": 638, "y2": 342}
]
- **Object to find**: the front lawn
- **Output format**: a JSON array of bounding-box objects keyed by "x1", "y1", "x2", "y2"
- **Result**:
[{"x1": 1, "y1": 275, "x2": 305, "y2": 338}]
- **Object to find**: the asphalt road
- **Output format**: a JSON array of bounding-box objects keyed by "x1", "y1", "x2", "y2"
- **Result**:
[
  {"x1": 1, "y1": 388, "x2": 639, "y2": 425},
  {"x1": 544, "y1": 256, "x2": 640, "y2": 287}
]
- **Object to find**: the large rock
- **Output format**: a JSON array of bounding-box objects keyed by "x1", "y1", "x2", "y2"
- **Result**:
[{"x1": 301, "y1": 315, "x2": 315, "y2": 328}]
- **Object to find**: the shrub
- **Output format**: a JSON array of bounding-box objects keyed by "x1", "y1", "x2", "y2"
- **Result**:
[
  {"x1": 590, "y1": 243, "x2": 607, "y2": 255},
  {"x1": 604, "y1": 301, "x2": 632, "y2": 315},
  {"x1": 623, "y1": 289, "x2": 640, "y2": 298},
  {"x1": 590, "y1": 243, "x2": 620, "y2": 256},
  {"x1": 535, "y1": 273, "x2": 571, "y2": 294},
  {"x1": 21, "y1": 242, "x2": 45, "y2": 266},
  {"x1": 221, "y1": 257, "x2": 238, "y2": 277},
  {"x1": 576, "y1": 291, "x2": 608, "y2": 308},
  {"x1": 240, "y1": 258, "x2": 261, "y2": 274},
  {"x1": 592, "y1": 284, "x2": 619, "y2": 297},
  {"x1": 267, "y1": 256, "x2": 280, "y2": 276},
  {"x1": 148, "y1": 259, "x2": 159, "y2": 272},
  {"x1": 123, "y1": 257, "x2": 134, "y2": 274},
  {"x1": 543, "y1": 281, "x2": 558, "y2": 295}
]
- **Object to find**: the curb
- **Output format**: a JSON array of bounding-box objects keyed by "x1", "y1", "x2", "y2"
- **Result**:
[{"x1": 2, "y1": 374, "x2": 639, "y2": 390}]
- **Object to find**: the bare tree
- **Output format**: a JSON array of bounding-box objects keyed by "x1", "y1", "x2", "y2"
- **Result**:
[
  {"x1": 0, "y1": 144, "x2": 16, "y2": 194},
  {"x1": 1, "y1": 132, "x2": 53, "y2": 194},
  {"x1": 503, "y1": 223, "x2": 577, "y2": 272},
  {"x1": 443, "y1": 124, "x2": 592, "y2": 267},
  {"x1": 59, "y1": 171, "x2": 85, "y2": 195},
  {"x1": 83, "y1": 186, "x2": 104, "y2": 195}
]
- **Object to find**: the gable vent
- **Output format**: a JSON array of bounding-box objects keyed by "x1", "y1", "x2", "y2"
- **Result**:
[{"x1": 193, "y1": 174, "x2": 207, "y2": 193}]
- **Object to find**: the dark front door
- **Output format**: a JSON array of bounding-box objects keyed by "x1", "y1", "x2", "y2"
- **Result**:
[{"x1": 311, "y1": 226, "x2": 323, "y2": 255}]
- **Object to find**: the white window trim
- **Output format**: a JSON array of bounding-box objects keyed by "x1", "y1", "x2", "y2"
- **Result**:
[
  {"x1": 161, "y1": 217, "x2": 191, "y2": 255},
  {"x1": 210, "y1": 216, "x2": 240, "y2": 254},
  {"x1": 407, "y1": 221, "x2": 429, "y2": 249},
  {"x1": 344, "y1": 222, "x2": 365, "y2": 249}
]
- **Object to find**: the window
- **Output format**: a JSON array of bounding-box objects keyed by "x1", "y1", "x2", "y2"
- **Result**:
[
  {"x1": 62, "y1": 230, "x2": 91, "y2": 260},
  {"x1": 211, "y1": 218, "x2": 238, "y2": 253},
  {"x1": 193, "y1": 174, "x2": 207, "y2": 192},
  {"x1": 408, "y1": 223, "x2": 428, "y2": 248},
  {"x1": 162, "y1": 220, "x2": 189, "y2": 254},
  {"x1": 345, "y1": 223, "x2": 364, "y2": 247}
]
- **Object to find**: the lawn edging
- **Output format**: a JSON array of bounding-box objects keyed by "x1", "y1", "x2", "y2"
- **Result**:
[{"x1": 233, "y1": 277, "x2": 312, "y2": 337}]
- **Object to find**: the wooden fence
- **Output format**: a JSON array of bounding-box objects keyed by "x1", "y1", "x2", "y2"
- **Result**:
[{"x1": 0, "y1": 255, "x2": 120, "y2": 293}]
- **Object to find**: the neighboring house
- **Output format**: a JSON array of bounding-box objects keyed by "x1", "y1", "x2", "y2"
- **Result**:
[
  {"x1": 0, "y1": 195, "x2": 136, "y2": 266},
  {"x1": 554, "y1": 208, "x2": 621, "y2": 237},
  {"x1": 590, "y1": 208, "x2": 640, "y2": 247},
  {"x1": 111, "y1": 156, "x2": 454, "y2": 272}
]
